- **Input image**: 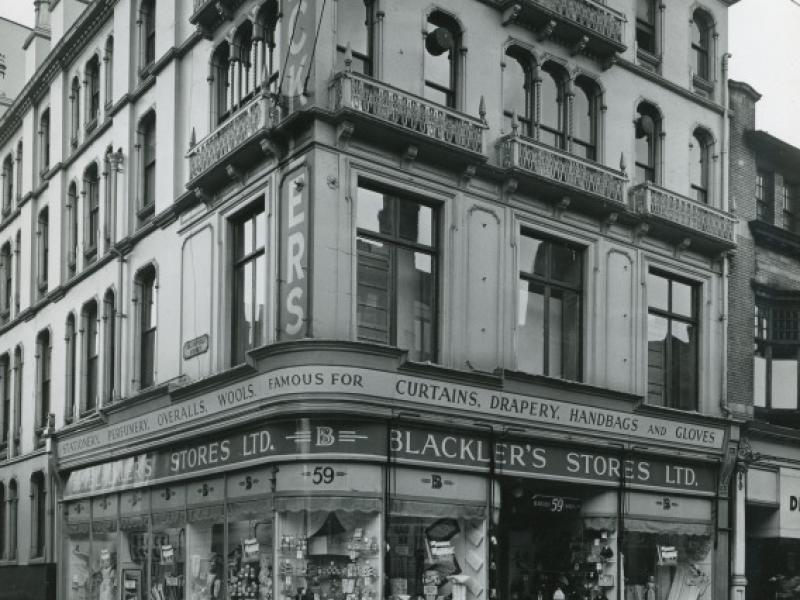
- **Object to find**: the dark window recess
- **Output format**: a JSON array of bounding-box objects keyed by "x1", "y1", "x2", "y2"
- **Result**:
[{"x1": 231, "y1": 204, "x2": 266, "y2": 365}]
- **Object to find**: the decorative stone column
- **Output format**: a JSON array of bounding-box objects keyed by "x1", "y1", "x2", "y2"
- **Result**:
[{"x1": 730, "y1": 467, "x2": 747, "y2": 600}]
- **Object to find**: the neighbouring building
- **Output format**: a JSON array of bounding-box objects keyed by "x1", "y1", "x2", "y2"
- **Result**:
[
  {"x1": 0, "y1": 0, "x2": 743, "y2": 599},
  {"x1": 727, "y1": 79, "x2": 800, "y2": 600}
]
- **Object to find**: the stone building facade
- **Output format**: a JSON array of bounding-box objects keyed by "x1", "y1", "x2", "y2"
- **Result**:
[{"x1": 0, "y1": 1, "x2": 742, "y2": 599}]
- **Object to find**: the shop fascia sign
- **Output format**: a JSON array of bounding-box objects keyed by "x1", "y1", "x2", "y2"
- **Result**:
[
  {"x1": 63, "y1": 421, "x2": 716, "y2": 499},
  {"x1": 57, "y1": 365, "x2": 725, "y2": 460}
]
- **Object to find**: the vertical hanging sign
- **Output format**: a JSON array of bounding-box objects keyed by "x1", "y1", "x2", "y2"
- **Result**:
[
  {"x1": 279, "y1": 166, "x2": 310, "y2": 339},
  {"x1": 281, "y1": 0, "x2": 316, "y2": 112}
]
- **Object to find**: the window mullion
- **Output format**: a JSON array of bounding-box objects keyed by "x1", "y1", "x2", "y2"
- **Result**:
[{"x1": 543, "y1": 284, "x2": 551, "y2": 376}]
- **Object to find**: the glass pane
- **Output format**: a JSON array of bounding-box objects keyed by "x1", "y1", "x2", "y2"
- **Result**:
[
  {"x1": 635, "y1": 132, "x2": 652, "y2": 171},
  {"x1": 253, "y1": 253, "x2": 265, "y2": 347},
  {"x1": 637, "y1": 0, "x2": 654, "y2": 23},
  {"x1": 396, "y1": 247, "x2": 435, "y2": 362},
  {"x1": 337, "y1": 0, "x2": 368, "y2": 57},
  {"x1": 550, "y1": 243, "x2": 581, "y2": 288},
  {"x1": 754, "y1": 354, "x2": 767, "y2": 408},
  {"x1": 185, "y1": 520, "x2": 225, "y2": 599},
  {"x1": 573, "y1": 87, "x2": 592, "y2": 147},
  {"x1": 425, "y1": 47, "x2": 452, "y2": 91},
  {"x1": 519, "y1": 235, "x2": 546, "y2": 277},
  {"x1": 151, "y1": 523, "x2": 184, "y2": 599},
  {"x1": 647, "y1": 314, "x2": 668, "y2": 406},
  {"x1": 517, "y1": 281, "x2": 545, "y2": 375},
  {"x1": 540, "y1": 72, "x2": 560, "y2": 132},
  {"x1": 91, "y1": 523, "x2": 118, "y2": 600},
  {"x1": 357, "y1": 187, "x2": 391, "y2": 235},
  {"x1": 357, "y1": 238, "x2": 390, "y2": 345},
  {"x1": 398, "y1": 202, "x2": 432, "y2": 246},
  {"x1": 772, "y1": 358, "x2": 799, "y2": 409},
  {"x1": 671, "y1": 280, "x2": 694, "y2": 318},
  {"x1": 689, "y1": 137, "x2": 702, "y2": 190},
  {"x1": 647, "y1": 273, "x2": 669, "y2": 312},
  {"x1": 423, "y1": 84, "x2": 449, "y2": 107},
  {"x1": 66, "y1": 526, "x2": 92, "y2": 600},
  {"x1": 670, "y1": 321, "x2": 697, "y2": 410},
  {"x1": 503, "y1": 56, "x2": 528, "y2": 120}
]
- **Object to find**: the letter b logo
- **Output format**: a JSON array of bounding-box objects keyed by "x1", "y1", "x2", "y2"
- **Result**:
[
  {"x1": 316, "y1": 427, "x2": 335, "y2": 446},
  {"x1": 431, "y1": 474, "x2": 443, "y2": 489}
]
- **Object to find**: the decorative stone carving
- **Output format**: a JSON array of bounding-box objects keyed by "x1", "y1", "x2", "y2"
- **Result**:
[{"x1": 532, "y1": 0, "x2": 624, "y2": 44}]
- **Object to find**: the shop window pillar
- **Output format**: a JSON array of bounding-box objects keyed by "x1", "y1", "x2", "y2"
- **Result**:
[{"x1": 731, "y1": 469, "x2": 747, "y2": 600}]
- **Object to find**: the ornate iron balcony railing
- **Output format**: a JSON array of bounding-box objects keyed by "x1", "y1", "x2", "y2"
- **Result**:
[
  {"x1": 187, "y1": 92, "x2": 279, "y2": 183},
  {"x1": 497, "y1": 134, "x2": 627, "y2": 205},
  {"x1": 532, "y1": 0, "x2": 624, "y2": 44},
  {"x1": 330, "y1": 71, "x2": 485, "y2": 155},
  {"x1": 630, "y1": 182, "x2": 736, "y2": 245}
]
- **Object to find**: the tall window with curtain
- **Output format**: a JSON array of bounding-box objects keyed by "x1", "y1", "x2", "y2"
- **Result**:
[
  {"x1": 66, "y1": 182, "x2": 78, "y2": 277},
  {"x1": 65, "y1": 313, "x2": 77, "y2": 422},
  {"x1": 647, "y1": 271, "x2": 698, "y2": 411},
  {"x1": 636, "y1": 0, "x2": 657, "y2": 54},
  {"x1": 502, "y1": 48, "x2": 531, "y2": 135},
  {"x1": 85, "y1": 55, "x2": 100, "y2": 125},
  {"x1": 538, "y1": 64, "x2": 566, "y2": 150},
  {"x1": 138, "y1": 111, "x2": 156, "y2": 223},
  {"x1": 691, "y1": 9, "x2": 711, "y2": 80},
  {"x1": 84, "y1": 163, "x2": 100, "y2": 260},
  {"x1": 2, "y1": 154, "x2": 13, "y2": 215},
  {"x1": 572, "y1": 78, "x2": 597, "y2": 161},
  {"x1": 336, "y1": 0, "x2": 374, "y2": 75},
  {"x1": 36, "y1": 208, "x2": 48, "y2": 297},
  {"x1": 423, "y1": 11, "x2": 460, "y2": 108},
  {"x1": 103, "y1": 289, "x2": 116, "y2": 404},
  {"x1": 39, "y1": 109, "x2": 50, "y2": 176},
  {"x1": 7, "y1": 479, "x2": 17, "y2": 559},
  {"x1": 690, "y1": 129, "x2": 711, "y2": 203},
  {"x1": 70, "y1": 76, "x2": 80, "y2": 146},
  {"x1": 231, "y1": 204, "x2": 266, "y2": 365},
  {"x1": 0, "y1": 242, "x2": 11, "y2": 322},
  {"x1": 104, "y1": 36, "x2": 113, "y2": 110},
  {"x1": 35, "y1": 329, "x2": 51, "y2": 447},
  {"x1": 12, "y1": 345, "x2": 22, "y2": 456},
  {"x1": 0, "y1": 354, "x2": 9, "y2": 456},
  {"x1": 30, "y1": 472, "x2": 46, "y2": 559},
  {"x1": 212, "y1": 42, "x2": 231, "y2": 123},
  {"x1": 136, "y1": 265, "x2": 157, "y2": 389},
  {"x1": 139, "y1": 0, "x2": 156, "y2": 74},
  {"x1": 83, "y1": 300, "x2": 99, "y2": 414},
  {"x1": 634, "y1": 102, "x2": 661, "y2": 184}
]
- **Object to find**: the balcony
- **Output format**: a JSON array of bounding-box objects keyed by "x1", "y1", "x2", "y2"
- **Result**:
[
  {"x1": 630, "y1": 182, "x2": 736, "y2": 251},
  {"x1": 500, "y1": 0, "x2": 626, "y2": 61},
  {"x1": 496, "y1": 134, "x2": 627, "y2": 211},
  {"x1": 187, "y1": 92, "x2": 280, "y2": 192},
  {"x1": 330, "y1": 70, "x2": 487, "y2": 166},
  {"x1": 190, "y1": 0, "x2": 233, "y2": 32}
]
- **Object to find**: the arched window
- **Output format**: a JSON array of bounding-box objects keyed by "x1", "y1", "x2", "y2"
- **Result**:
[
  {"x1": 65, "y1": 313, "x2": 77, "y2": 422},
  {"x1": 336, "y1": 0, "x2": 374, "y2": 75},
  {"x1": 84, "y1": 163, "x2": 100, "y2": 260},
  {"x1": 139, "y1": 0, "x2": 156, "y2": 73},
  {"x1": 104, "y1": 36, "x2": 114, "y2": 110},
  {"x1": 256, "y1": 0, "x2": 280, "y2": 93},
  {"x1": 13, "y1": 231, "x2": 19, "y2": 314},
  {"x1": 66, "y1": 181, "x2": 78, "y2": 276},
  {"x1": 0, "y1": 354, "x2": 9, "y2": 453},
  {"x1": 2, "y1": 154, "x2": 13, "y2": 215},
  {"x1": 15, "y1": 142, "x2": 22, "y2": 202},
  {"x1": 539, "y1": 64, "x2": 566, "y2": 150},
  {"x1": 503, "y1": 48, "x2": 531, "y2": 135},
  {"x1": 103, "y1": 146, "x2": 114, "y2": 249},
  {"x1": 36, "y1": 208, "x2": 49, "y2": 297},
  {"x1": 690, "y1": 128, "x2": 712, "y2": 203},
  {"x1": 233, "y1": 20, "x2": 255, "y2": 106},
  {"x1": 35, "y1": 329, "x2": 51, "y2": 447},
  {"x1": 572, "y1": 77, "x2": 598, "y2": 161},
  {"x1": 30, "y1": 472, "x2": 46, "y2": 559},
  {"x1": 0, "y1": 242, "x2": 11, "y2": 321},
  {"x1": 137, "y1": 111, "x2": 156, "y2": 223},
  {"x1": 634, "y1": 102, "x2": 661, "y2": 184},
  {"x1": 82, "y1": 299, "x2": 99, "y2": 414},
  {"x1": 103, "y1": 289, "x2": 116, "y2": 404},
  {"x1": 70, "y1": 76, "x2": 80, "y2": 146},
  {"x1": 135, "y1": 265, "x2": 157, "y2": 389},
  {"x1": 211, "y1": 42, "x2": 231, "y2": 123},
  {"x1": 38, "y1": 109, "x2": 50, "y2": 176},
  {"x1": 424, "y1": 11, "x2": 461, "y2": 108},
  {"x1": 85, "y1": 55, "x2": 101, "y2": 125},
  {"x1": 691, "y1": 9, "x2": 712, "y2": 80},
  {"x1": 12, "y1": 345, "x2": 21, "y2": 457},
  {"x1": 7, "y1": 479, "x2": 17, "y2": 559}
]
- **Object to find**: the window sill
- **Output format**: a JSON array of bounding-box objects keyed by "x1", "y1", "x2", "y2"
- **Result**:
[
  {"x1": 139, "y1": 63, "x2": 154, "y2": 80},
  {"x1": 137, "y1": 203, "x2": 155, "y2": 222},
  {"x1": 636, "y1": 47, "x2": 661, "y2": 72},
  {"x1": 85, "y1": 117, "x2": 98, "y2": 133},
  {"x1": 0, "y1": 205, "x2": 10, "y2": 219},
  {"x1": 84, "y1": 244, "x2": 98, "y2": 260},
  {"x1": 70, "y1": 136, "x2": 78, "y2": 150},
  {"x1": 692, "y1": 73, "x2": 714, "y2": 94}
]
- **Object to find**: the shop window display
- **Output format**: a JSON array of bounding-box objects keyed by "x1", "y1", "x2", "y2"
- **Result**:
[
  {"x1": 66, "y1": 500, "x2": 93, "y2": 600},
  {"x1": 227, "y1": 500, "x2": 274, "y2": 600},
  {"x1": 151, "y1": 485, "x2": 188, "y2": 600},
  {"x1": 119, "y1": 490, "x2": 150, "y2": 600},
  {"x1": 622, "y1": 532, "x2": 712, "y2": 600},
  {"x1": 186, "y1": 513, "x2": 225, "y2": 600},
  {"x1": 91, "y1": 496, "x2": 119, "y2": 600},
  {"x1": 498, "y1": 481, "x2": 617, "y2": 600},
  {"x1": 275, "y1": 498, "x2": 381, "y2": 600}
]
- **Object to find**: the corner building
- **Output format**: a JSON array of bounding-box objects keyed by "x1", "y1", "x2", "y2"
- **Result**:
[{"x1": 0, "y1": 0, "x2": 741, "y2": 599}]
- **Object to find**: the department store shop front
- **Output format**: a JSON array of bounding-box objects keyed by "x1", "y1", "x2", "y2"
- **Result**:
[{"x1": 56, "y1": 416, "x2": 728, "y2": 600}]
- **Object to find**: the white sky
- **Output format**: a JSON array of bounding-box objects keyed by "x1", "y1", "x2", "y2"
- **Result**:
[{"x1": 0, "y1": 0, "x2": 798, "y2": 145}]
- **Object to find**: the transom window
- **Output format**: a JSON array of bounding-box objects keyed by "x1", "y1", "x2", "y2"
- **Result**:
[
  {"x1": 755, "y1": 298, "x2": 800, "y2": 410},
  {"x1": 517, "y1": 233, "x2": 583, "y2": 380},
  {"x1": 647, "y1": 271, "x2": 698, "y2": 411},
  {"x1": 356, "y1": 184, "x2": 437, "y2": 362},
  {"x1": 336, "y1": 0, "x2": 374, "y2": 75},
  {"x1": 636, "y1": 0, "x2": 656, "y2": 54}
]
